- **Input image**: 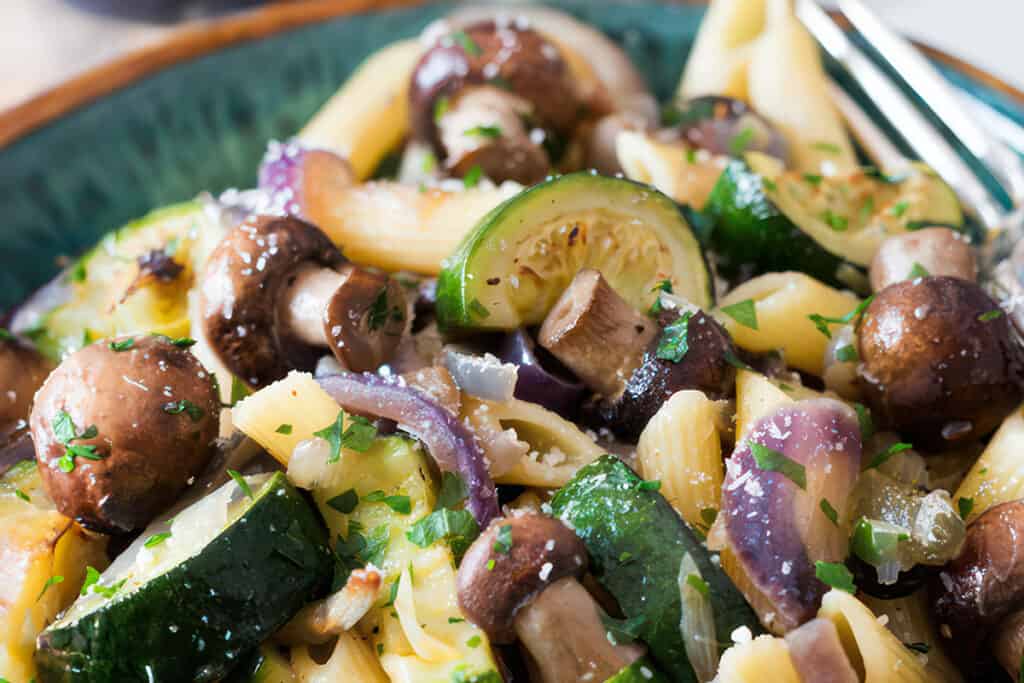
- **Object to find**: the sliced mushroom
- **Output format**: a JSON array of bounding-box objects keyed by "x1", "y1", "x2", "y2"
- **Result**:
[
  {"x1": 200, "y1": 214, "x2": 407, "y2": 388},
  {"x1": 857, "y1": 276, "x2": 1024, "y2": 449},
  {"x1": 931, "y1": 500, "x2": 1024, "y2": 680},
  {"x1": 409, "y1": 21, "x2": 583, "y2": 183},
  {"x1": 0, "y1": 334, "x2": 53, "y2": 439},
  {"x1": 869, "y1": 227, "x2": 977, "y2": 292},
  {"x1": 715, "y1": 399, "x2": 862, "y2": 633},
  {"x1": 30, "y1": 334, "x2": 221, "y2": 533},
  {"x1": 457, "y1": 513, "x2": 644, "y2": 683},
  {"x1": 538, "y1": 269, "x2": 656, "y2": 397}
]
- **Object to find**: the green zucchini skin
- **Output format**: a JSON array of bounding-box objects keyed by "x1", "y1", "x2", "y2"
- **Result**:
[
  {"x1": 551, "y1": 455, "x2": 761, "y2": 683},
  {"x1": 704, "y1": 160, "x2": 844, "y2": 285},
  {"x1": 35, "y1": 473, "x2": 332, "y2": 683}
]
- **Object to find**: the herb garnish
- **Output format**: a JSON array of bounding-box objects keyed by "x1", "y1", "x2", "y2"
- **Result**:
[
  {"x1": 835, "y1": 344, "x2": 859, "y2": 363},
  {"x1": 907, "y1": 262, "x2": 930, "y2": 279},
  {"x1": 958, "y1": 497, "x2": 974, "y2": 520},
  {"x1": 81, "y1": 565, "x2": 126, "y2": 598},
  {"x1": 163, "y1": 399, "x2": 205, "y2": 423},
  {"x1": 812, "y1": 141, "x2": 841, "y2": 155},
  {"x1": 227, "y1": 469, "x2": 254, "y2": 500},
  {"x1": 463, "y1": 165, "x2": 484, "y2": 189},
  {"x1": 53, "y1": 410, "x2": 102, "y2": 473},
  {"x1": 890, "y1": 200, "x2": 910, "y2": 217},
  {"x1": 865, "y1": 442, "x2": 913, "y2": 470},
  {"x1": 15, "y1": 489, "x2": 30, "y2": 502},
  {"x1": 853, "y1": 403, "x2": 874, "y2": 441},
  {"x1": 433, "y1": 96, "x2": 451, "y2": 123},
  {"x1": 820, "y1": 209, "x2": 849, "y2": 231},
  {"x1": 814, "y1": 561, "x2": 856, "y2": 593},
  {"x1": 636, "y1": 479, "x2": 662, "y2": 492},
  {"x1": 327, "y1": 489, "x2": 360, "y2": 514},
  {"x1": 721, "y1": 299, "x2": 759, "y2": 330},
  {"x1": 144, "y1": 532, "x2": 172, "y2": 548},
  {"x1": 364, "y1": 490, "x2": 412, "y2": 515},
  {"x1": 750, "y1": 442, "x2": 807, "y2": 489},
  {"x1": 685, "y1": 573, "x2": 710, "y2": 598},
  {"x1": 466, "y1": 635, "x2": 482, "y2": 648},
  {"x1": 493, "y1": 524, "x2": 513, "y2": 554},
  {"x1": 315, "y1": 410, "x2": 378, "y2": 463},
  {"x1": 464, "y1": 125, "x2": 502, "y2": 139},
  {"x1": 728, "y1": 127, "x2": 755, "y2": 157},
  {"x1": 406, "y1": 508, "x2": 479, "y2": 560},
  {"x1": 978, "y1": 309, "x2": 1004, "y2": 322},
  {"x1": 37, "y1": 575, "x2": 64, "y2": 602},
  {"x1": 275, "y1": 423, "x2": 293, "y2": 435},
  {"x1": 648, "y1": 279, "x2": 673, "y2": 316},
  {"x1": 451, "y1": 30, "x2": 481, "y2": 56},
  {"x1": 468, "y1": 298, "x2": 490, "y2": 319},
  {"x1": 808, "y1": 295, "x2": 875, "y2": 339},
  {"x1": 850, "y1": 518, "x2": 909, "y2": 565},
  {"x1": 436, "y1": 472, "x2": 470, "y2": 509},
  {"x1": 820, "y1": 498, "x2": 839, "y2": 526},
  {"x1": 803, "y1": 173, "x2": 823, "y2": 186},
  {"x1": 656, "y1": 311, "x2": 692, "y2": 362},
  {"x1": 109, "y1": 338, "x2": 135, "y2": 352}
]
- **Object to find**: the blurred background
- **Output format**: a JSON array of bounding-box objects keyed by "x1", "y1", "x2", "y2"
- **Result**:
[{"x1": 1, "y1": 0, "x2": 1021, "y2": 113}]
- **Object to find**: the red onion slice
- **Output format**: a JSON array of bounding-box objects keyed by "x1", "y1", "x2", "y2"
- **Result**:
[
  {"x1": 317, "y1": 371, "x2": 498, "y2": 527},
  {"x1": 498, "y1": 330, "x2": 585, "y2": 419}
]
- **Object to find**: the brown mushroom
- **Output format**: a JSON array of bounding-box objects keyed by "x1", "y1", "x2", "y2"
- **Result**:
[
  {"x1": 0, "y1": 333, "x2": 53, "y2": 439},
  {"x1": 538, "y1": 269, "x2": 656, "y2": 397},
  {"x1": 200, "y1": 214, "x2": 407, "y2": 388},
  {"x1": 857, "y1": 276, "x2": 1024, "y2": 449},
  {"x1": 869, "y1": 227, "x2": 977, "y2": 292},
  {"x1": 931, "y1": 500, "x2": 1024, "y2": 679},
  {"x1": 582, "y1": 111, "x2": 650, "y2": 176},
  {"x1": 30, "y1": 334, "x2": 220, "y2": 533},
  {"x1": 457, "y1": 513, "x2": 644, "y2": 682},
  {"x1": 409, "y1": 21, "x2": 583, "y2": 184}
]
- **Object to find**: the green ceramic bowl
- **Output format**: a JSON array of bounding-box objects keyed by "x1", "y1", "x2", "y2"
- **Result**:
[{"x1": 0, "y1": 0, "x2": 1022, "y2": 311}]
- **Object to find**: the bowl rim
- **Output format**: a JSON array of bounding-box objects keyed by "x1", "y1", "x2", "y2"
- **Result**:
[{"x1": 0, "y1": 0, "x2": 1021, "y2": 150}]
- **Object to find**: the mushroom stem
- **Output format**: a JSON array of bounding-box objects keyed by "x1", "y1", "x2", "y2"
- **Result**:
[
  {"x1": 438, "y1": 86, "x2": 549, "y2": 184},
  {"x1": 994, "y1": 610, "x2": 1024, "y2": 680},
  {"x1": 515, "y1": 576, "x2": 644, "y2": 683},
  {"x1": 280, "y1": 265, "x2": 347, "y2": 347},
  {"x1": 539, "y1": 269, "x2": 656, "y2": 396}
]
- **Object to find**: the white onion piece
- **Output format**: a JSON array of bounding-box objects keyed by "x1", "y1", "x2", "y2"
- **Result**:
[
  {"x1": 442, "y1": 347, "x2": 518, "y2": 402},
  {"x1": 287, "y1": 437, "x2": 332, "y2": 490},
  {"x1": 678, "y1": 552, "x2": 719, "y2": 683}
]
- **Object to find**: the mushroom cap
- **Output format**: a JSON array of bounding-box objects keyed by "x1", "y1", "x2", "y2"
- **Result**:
[
  {"x1": 456, "y1": 512, "x2": 588, "y2": 643},
  {"x1": 409, "y1": 21, "x2": 582, "y2": 151},
  {"x1": 596, "y1": 308, "x2": 737, "y2": 441},
  {"x1": 0, "y1": 336, "x2": 53, "y2": 435},
  {"x1": 931, "y1": 500, "x2": 1024, "y2": 670},
  {"x1": 30, "y1": 335, "x2": 220, "y2": 533},
  {"x1": 857, "y1": 276, "x2": 1024, "y2": 449},
  {"x1": 868, "y1": 227, "x2": 977, "y2": 292},
  {"x1": 323, "y1": 266, "x2": 407, "y2": 373},
  {"x1": 200, "y1": 214, "x2": 346, "y2": 388}
]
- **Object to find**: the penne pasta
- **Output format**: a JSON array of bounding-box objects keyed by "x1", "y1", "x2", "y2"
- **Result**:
[
  {"x1": 292, "y1": 630, "x2": 389, "y2": 683},
  {"x1": 860, "y1": 592, "x2": 963, "y2": 683},
  {"x1": 715, "y1": 634, "x2": 801, "y2": 683},
  {"x1": 678, "y1": 0, "x2": 767, "y2": 101},
  {"x1": 636, "y1": 390, "x2": 724, "y2": 529},
  {"x1": 734, "y1": 368, "x2": 826, "y2": 441},
  {"x1": 819, "y1": 589, "x2": 954, "y2": 683},
  {"x1": 954, "y1": 403, "x2": 1024, "y2": 522},
  {"x1": 714, "y1": 271, "x2": 861, "y2": 376},
  {"x1": 615, "y1": 131, "x2": 728, "y2": 209}
]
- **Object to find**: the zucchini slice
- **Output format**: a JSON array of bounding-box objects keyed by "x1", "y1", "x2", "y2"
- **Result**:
[
  {"x1": 436, "y1": 173, "x2": 712, "y2": 330},
  {"x1": 551, "y1": 455, "x2": 761, "y2": 683},
  {"x1": 34, "y1": 472, "x2": 331, "y2": 683},
  {"x1": 705, "y1": 153, "x2": 963, "y2": 286}
]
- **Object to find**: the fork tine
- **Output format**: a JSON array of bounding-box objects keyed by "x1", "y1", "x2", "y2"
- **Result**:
[
  {"x1": 796, "y1": 0, "x2": 1006, "y2": 233},
  {"x1": 838, "y1": 0, "x2": 1024, "y2": 209},
  {"x1": 825, "y1": 81, "x2": 907, "y2": 176}
]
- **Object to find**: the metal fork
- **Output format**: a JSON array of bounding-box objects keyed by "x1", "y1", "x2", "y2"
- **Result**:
[{"x1": 795, "y1": 0, "x2": 1024, "y2": 269}]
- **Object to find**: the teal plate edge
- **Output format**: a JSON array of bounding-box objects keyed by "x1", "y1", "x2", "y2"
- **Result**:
[{"x1": 0, "y1": 0, "x2": 1020, "y2": 311}]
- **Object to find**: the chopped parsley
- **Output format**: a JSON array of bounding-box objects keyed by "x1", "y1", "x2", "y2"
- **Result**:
[
  {"x1": 958, "y1": 497, "x2": 974, "y2": 520},
  {"x1": 108, "y1": 338, "x2": 135, "y2": 352},
  {"x1": 762, "y1": 178, "x2": 778, "y2": 192},
  {"x1": 436, "y1": 472, "x2": 469, "y2": 510},
  {"x1": 463, "y1": 164, "x2": 484, "y2": 189},
  {"x1": 451, "y1": 30, "x2": 481, "y2": 56},
  {"x1": 144, "y1": 532, "x2": 172, "y2": 548},
  {"x1": 434, "y1": 96, "x2": 451, "y2": 123},
  {"x1": 275, "y1": 423, "x2": 293, "y2": 435},
  {"x1": 685, "y1": 573, "x2": 710, "y2": 598},
  {"x1": 466, "y1": 635, "x2": 482, "y2": 648},
  {"x1": 464, "y1": 125, "x2": 502, "y2": 139},
  {"x1": 803, "y1": 173, "x2": 823, "y2": 186},
  {"x1": 383, "y1": 576, "x2": 400, "y2": 607},
  {"x1": 655, "y1": 311, "x2": 692, "y2": 363},
  {"x1": 820, "y1": 209, "x2": 849, "y2": 231},
  {"x1": 978, "y1": 309, "x2": 1004, "y2": 322},
  {"x1": 364, "y1": 490, "x2": 412, "y2": 515},
  {"x1": 720, "y1": 299, "x2": 759, "y2": 330},
  {"x1": 79, "y1": 566, "x2": 123, "y2": 598},
  {"x1": 700, "y1": 507, "x2": 718, "y2": 528},
  {"x1": 907, "y1": 262, "x2": 930, "y2": 279},
  {"x1": 890, "y1": 200, "x2": 910, "y2": 217},
  {"x1": 0, "y1": 327, "x2": 12, "y2": 341},
  {"x1": 865, "y1": 442, "x2": 913, "y2": 470},
  {"x1": 229, "y1": 376, "x2": 250, "y2": 407},
  {"x1": 853, "y1": 403, "x2": 874, "y2": 441},
  {"x1": 449, "y1": 617, "x2": 466, "y2": 624},
  {"x1": 406, "y1": 508, "x2": 480, "y2": 560},
  {"x1": 636, "y1": 479, "x2": 662, "y2": 492},
  {"x1": 37, "y1": 575, "x2": 64, "y2": 602},
  {"x1": 808, "y1": 295, "x2": 875, "y2": 339},
  {"x1": 835, "y1": 344, "x2": 859, "y2": 363},
  {"x1": 451, "y1": 667, "x2": 502, "y2": 683},
  {"x1": 812, "y1": 141, "x2": 841, "y2": 154},
  {"x1": 648, "y1": 279, "x2": 673, "y2": 316},
  {"x1": 601, "y1": 613, "x2": 646, "y2": 646},
  {"x1": 820, "y1": 498, "x2": 839, "y2": 526},
  {"x1": 327, "y1": 488, "x2": 360, "y2": 514},
  {"x1": 750, "y1": 442, "x2": 806, "y2": 489},
  {"x1": 334, "y1": 522, "x2": 390, "y2": 589},
  {"x1": 815, "y1": 561, "x2": 856, "y2": 593},
  {"x1": 52, "y1": 410, "x2": 102, "y2": 473},
  {"x1": 850, "y1": 518, "x2": 909, "y2": 565},
  {"x1": 685, "y1": 147, "x2": 697, "y2": 164},
  {"x1": 227, "y1": 469, "x2": 254, "y2": 500},
  {"x1": 168, "y1": 336, "x2": 197, "y2": 348},
  {"x1": 70, "y1": 260, "x2": 87, "y2": 283},
  {"x1": 493, "y1": 524, "x2": 513, "y2": 554},
  {"x1": 468, "y1": 298, "x2": 490, "y2": 319},
  {"x1": 315, "y1": 411, "x2": 378, "y2": 463},
  {"x1": 15, "y1": 489, "x2": 30, "y2": 503},
  {"x1": 728, "y1": 127, "x2": 755, "y2": 157},
  {"x1": 163, "y1": 399, "x2": 205, "y2": 423}
]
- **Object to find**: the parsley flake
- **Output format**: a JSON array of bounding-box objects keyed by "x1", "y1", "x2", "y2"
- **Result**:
[
  {"x1": 685, "y1": 573, "x2": 710, "y2": 598},
  {"x1": 728, "y1": 127, "x2": 755, "y2": 157},
  {"x1": 466, "y1": 635, "x2": 482, "y2": 648},
  {"x1": 109, "y1": 338, "x2": 135, "y2": 352},
  {"x1": 327, "y1": 489, "x2": 360, "y2": 514},
  {"x1": 890, "y1": 200, "x2": 910, "y2": 217},
  {"x1": 436, "y1": 472, "x2": 469, "y2": 510},
  {"x1": 15, "y1": 488, "x2": 30, "y2": 503},
  {"x1": 163, "y1": 399, "x2": 205, "y2": 423},
  {"x1": 958, "y1": 497, "x2": 974, "y2": 520},
  {"x1": 406, "y1": 508, "x2": 480, "y2": 560},
  {"x1": 144, "y1": 532, "x2": 172, "y2": 548},
  {"x1": 227, "y1": 469, "x2": 254, "y2": 500},
  {"x1": 808, "y1": 296, "x2": 875, "y2": 339},
  {"x1": 812, "y1": 141, "x2": 841, "y2": 154},
  {"x1": 803, "y1": 173, "x2": 823, "y2": 186},
  {"x1": 37, "y1": 575, "x2": 64, "y2": 602},
  {"x1": 315, "y1": 411, "x2": 378, "y2": 463},
  {"x1": 750, "y1": 442, "x2": 806, "y2": 489},
  {"x1": 493, "y1": 524, "x2": 513, "y2": 554},
  {"x1": 979, "y1": 309, "x2": 1004, "y2": 322},
  {"x1": 463, "y1": 164, "x2": 484, "y2": 189},
  {"x1": 52, "y1": 410, "x2": 102, "y2": 472},
  {"x1": 468, "y1": 298, "x2": 490, "y2": 319},
  {"x1": 865, "y1": 442, "x2": 913, "y2": 470},
  {"x1": 821, "y1": 209, "x2": 849, "y2": 231},
  {"x1": 854, "y1": 403, "x2": 875, "y2": 441},
  {"x1": 434, "y1": 96, "x2": 451, "y2": 123},
  {"x1": 464, "y1": 125, "x2": 502, "y2": 139},
  {"x1": 835, "y1": 344, "x2": 859, "y2": 363},
  {"x1": 275, "y1": 423, "x2": 293, "y2": 435},
  {"x1": 721, "y1": 299, "x2": 759, "y2": 330},
  {"x1": 451, "y1": 30, "x2": 481, "y2": 56},
  {"x1": 648, "y1": 279, "x2": 673, "y2": 316},
  {"x1": 656, "y1": 311, "x2": 692, "y2": 363},
  {"x1": 364, "y1": 490, "x2": 412, "y2": 515},
  {"x1": 636, "y1": 479, "x2": 662, "y2": 492},
  {"x1": 815, "y1": 561, "x2": 856, "y2": 593},
  {"x1": 907, "y1": 262, "x2": 930, "y2": 279},
  {"x1": 820, "y1": 498, "x2": 839, "y2": 526}
]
